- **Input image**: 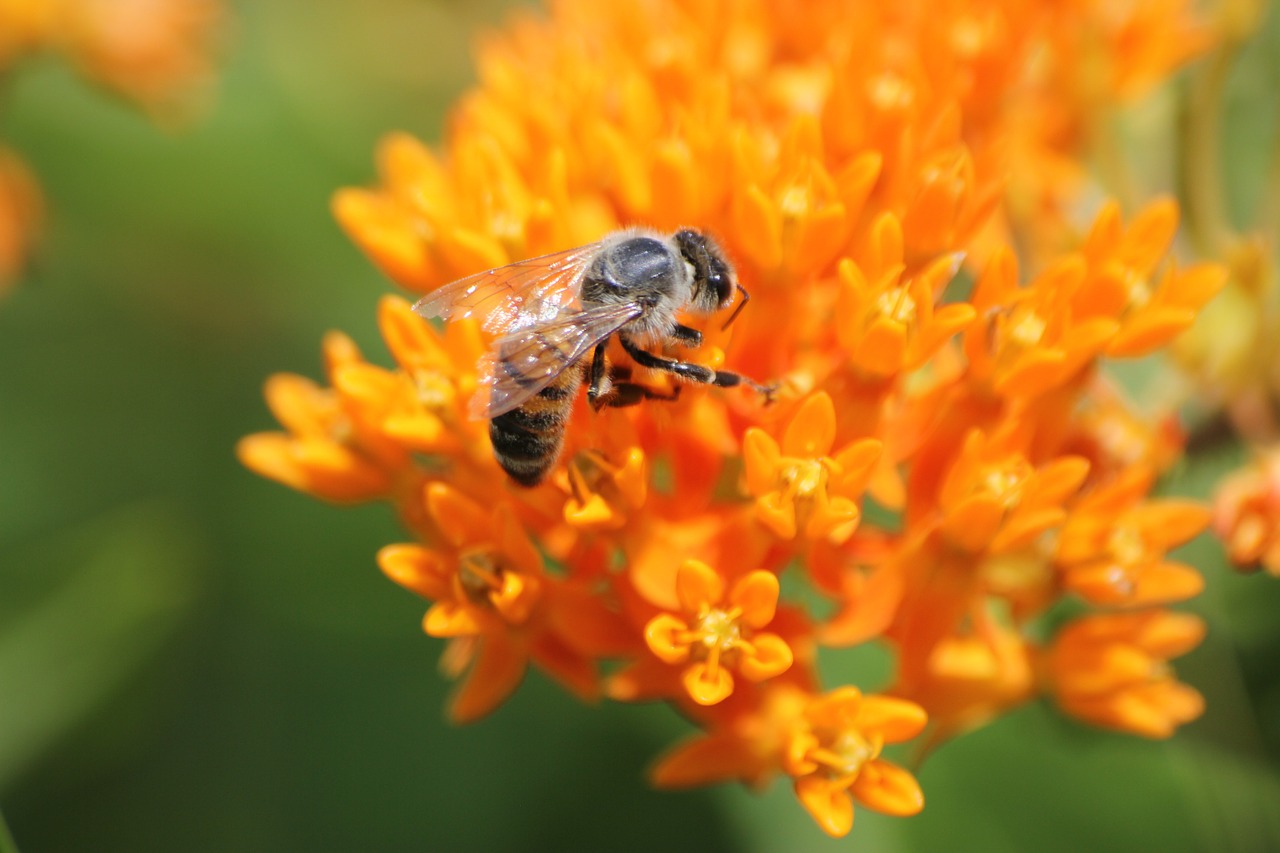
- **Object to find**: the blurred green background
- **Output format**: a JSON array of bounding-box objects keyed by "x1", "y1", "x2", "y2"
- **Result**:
[{"x1": 2, "y1": 1, "x2": 1280, "y2": 850}]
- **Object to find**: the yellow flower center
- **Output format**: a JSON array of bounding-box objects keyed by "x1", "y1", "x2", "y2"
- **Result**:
[
  {"x1": 780, "y1": 184, "x2": 814, "y2": 219},
  {"x1": 1107, "y1": 524, "x2": 1146, "y2": 566},
  {"x1": 489, "y1": 211, "x2": 522, "y2": 247},
  {"x1": 1089, "y1": 409, "x2": 1149, "y2": 466},
  {"x1": 458, "y1": 549, "x2": 503, "y2": 602},
  {"x1": 868, "y1": 71, "x2": 913, "y2": 110},
  {"x1": 1232, "y1": 511, "x2": 1267, "y2": 555},
  {"x1": 693, "y1": 607, "x2": 743, "y2": 653},
  {"x1": 982, "y1": 466, "x2": 1025, "y2": 509},
  {"x1": 982, "y1": 551, "x2": 1052, "y2": 596},
  {"x1": 414, "y1": 371, "x2": 455, "y2": 411},
  {"x1": 876, "y1": 287, "x2": 918, "y2": 325},
  {"x1": 781, "y1": 458, "x2": 829, "y2": 498},
  {"x1": 808, "y1": 728, "x2": 883, "y2": 780},
  {"x1": 1008, "y1": 310, "x2": 1047, "y2": 348},
  {"x1": 329, "y1": 416, "x2": 355, "y2": 445},
  {"x1": 829, "y1": 730, "x2": 880, "y2": 776},
  {"x1": 1126, "y1": 272, "x2": 1153, "y2": 310}
]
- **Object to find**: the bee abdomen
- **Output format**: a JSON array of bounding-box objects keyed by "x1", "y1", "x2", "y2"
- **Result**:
[{"x1": 489, "y1": 372, "x2": 580, "y2": 487}]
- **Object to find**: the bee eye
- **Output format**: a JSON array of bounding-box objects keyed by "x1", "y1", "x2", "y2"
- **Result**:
[{"x1": 709, "y1": 261, "x2": 733, "y2": 307}]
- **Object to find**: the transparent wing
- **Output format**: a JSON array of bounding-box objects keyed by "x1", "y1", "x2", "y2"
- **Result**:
[
  {"x1": 470, "y1": 301, "x2": 643, "y2": 419},
  {"x1": 412, "y1": 243, "x2": 602, "y2": 335}
]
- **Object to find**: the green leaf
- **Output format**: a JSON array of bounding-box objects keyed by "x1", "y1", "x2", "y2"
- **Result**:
[{"x1": 0, "y1": 504, "x2": 202, "y2": 792}]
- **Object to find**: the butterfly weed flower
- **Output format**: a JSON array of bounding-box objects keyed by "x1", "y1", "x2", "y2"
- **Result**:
[
  {"x1": 0, "y1": 0, "x2": 223, "y2": 292},
  {"x1": 245, "y1": 0, "x2": 1230, "y2": 838},
  {"x1": 0, "y1": 0, "x2": 222, "y2": 116},
  {"x1": 1045, "y1": 610, "x2": 1206, "y2": 738},
  {"x1": 1213, "y1": 448, "x2": 1280, "y2": 577},
  {"x1": 0, "y1": 147, "x2": 41, "y2": 295}
]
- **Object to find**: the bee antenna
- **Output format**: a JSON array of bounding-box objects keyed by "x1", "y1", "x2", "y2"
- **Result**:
[{"x1": 721, "y1": 284, "x2": 750, "y2": 331}]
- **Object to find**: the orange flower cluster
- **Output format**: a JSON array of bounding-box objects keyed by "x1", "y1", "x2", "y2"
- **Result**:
[
  {"x1": 0, "y1": 148, "x2": 41, "y2": 291},
  {"x1": 242, "y1": 0, "x2": 1224, "y2": 837},
  {"x1": 0, "y1": 0, "x2": 222, "y2": 294},
  {"x1": 0, "y1": 0, "x2": 220, "y2": 113},
  {"x1": 1213, "y1": 448, "x2": 1280, "y2": 577}
]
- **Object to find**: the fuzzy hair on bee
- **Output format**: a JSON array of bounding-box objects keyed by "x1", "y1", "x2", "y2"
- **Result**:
[{"x1": 413, "y1": 227, "x2": 771, "y2": 486}]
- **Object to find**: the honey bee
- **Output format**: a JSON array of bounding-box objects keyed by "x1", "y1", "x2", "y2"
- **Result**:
[{"x1": 413, "y1": 227, "x2": 772, "y2": 486}]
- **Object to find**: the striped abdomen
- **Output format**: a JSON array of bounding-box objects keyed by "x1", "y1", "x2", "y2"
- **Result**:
[{"x1": 489, "y1": 366, "x2": 581, "y2": 487}]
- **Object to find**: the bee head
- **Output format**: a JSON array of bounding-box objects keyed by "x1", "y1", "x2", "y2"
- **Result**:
[{"x1": 675, "y1": 228, "x2": 735, "y2": 312}]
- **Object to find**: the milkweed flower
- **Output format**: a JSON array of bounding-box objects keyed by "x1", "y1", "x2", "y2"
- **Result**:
[
  {"x1": 1045, "y1": 610, "x2": 1206, "y2": 738},
  {"x1": 244, "y1": 0, "x2": 1226, "y2": 838},
  {"x1": 0, "y1": 0, "x2": 224, "y2": 291},
  {"x1": 0, "y1": 148, "x2": 41, "y2": 294},
  {"x1": 1213, "y1": 448, "x2": 1280, "y2": 576},
  {"x1": 642, "y1": 559, "x2": 793, "y2": 705},
  {"x1": 651, "y1": 684, "x2": 927, "y2": 837},
  {"x1": 743, "y1": 391, "x2": 881, "y2": 543},
  {"x1": 0, "y1": 0, "x2": 222, "y2": 113}
]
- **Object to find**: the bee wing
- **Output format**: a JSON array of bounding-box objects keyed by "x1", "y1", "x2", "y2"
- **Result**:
[
  {"x1": 412, "y1": 243, "x2": 602, "y2": 335},
  {"x1": 471, "y1": 301, "x2": 644, "y2": 419}
]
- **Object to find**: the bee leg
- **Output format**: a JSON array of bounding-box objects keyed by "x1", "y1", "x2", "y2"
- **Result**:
[
  {"x1": 620, "y1": 336, "x2": 772, "y2": 399},
  {"x1": 597, "y1": 381, "x2": 680, "y2": 409},
  {"x1": 671, "y1": 324, "x2": 702, "y2": 347},
  {"x1": 586, "y1": 342, "x2": 612, "y2": 411}
]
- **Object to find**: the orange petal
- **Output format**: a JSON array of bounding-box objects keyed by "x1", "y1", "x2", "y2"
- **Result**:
[
  {"x1": 529, "y1": 631, "x2": 598, "y2": 703},
  {"x1": 437, "y1": 226, "x2": 506, "y2": 276},
  {"x1": 739, "y1": 633, "x2": 793, "y2": 681},
  {"x1": 683, "y1": 662, "x2": 735, "y2": 705},
  {"x1": 489, "y1": 571, "x2": 538, "y2": 624},
  {"x1": 425, "y1": 483, "x2": 490, "y2": 548},
  {"x1": 831, "y1": 438, "x2": 883, "y2": 494},
  {"x1": 651, "y1": 732, "x2": 765, "y2": 788},
  {"x1": 783, "y1": 392, "x2": 837, "y2": 457},
  {"x1": 616, "y1": 448, "x2": 648, "y2": 509},
  {"x1": 645, "y1": 614, "x2": 692, "y2": 664},
  {"x1": 1033, "y1": 456, "x2": 1091, "y2": 504},
  {"x1": 795, "y1": 776, "x2": 855, "y2": 838},
  {"x1": 863, "y1": 211, "x2": 904, "y2": 281},
  {"x1": 991, "y1": 506, "x2": 1066, "y2": 553},
  {"x1": 819, "y1": 563, "x2": 904, "y2": 647},
  {"x1": 853, "y1": 696, "x2": 928, "y2": 742},
  {"x1": 995, "y1": 347, "x2": 1068, "y2": 397},
  {"x1": 756, "y1": 492, "x2": 799, "y2": 540},
  {"x1": 1136, "y1": 501, "x2": 1211, "y2": 542},
  {"x1": 1107, "y1": 307, "x2": 1196, "y2": 357},
  {"x1": 854, "y1": 316, "x2": 908, "y2": 377},
  {"x1": 377, "y1": 543, "x2": 450, "y2": 599},
  {"x1": 448, "y1": 636, "x2": 527, "y2": 724},
  {"x1": 731, "y1": 571, "x2": 781, "y2": 628},
  {"x1": 565, "y1": 492, "x2": 617, "y2": 529},
  {"x1": 377, "y1": 294, "x2": 439, "y2": 371},
  {"x1": 545, "y1": 582, "x2": 635, "y2": 658},
  {"x1": 676, "y1": 559, "x2": 724, "y2": 611},
  {"x1": 331, "y1": 188, "x2": 433, "y2": 289},
  {"x1": 807, "y1": 686, "x2": 863, "y2": 729},
  {"x1": 806, "y1": 492, "x2": 861, "y2": 542},
  {"x1": 742, "y1": 428, "x2": 782, "y2": 496},
  {"x1": 1167, "y1": 262, "x2": 1227, "y2": 307},
  {"x1": 424, "y1": 601, "x2": 483, "y2": 638},
  {"x1": 1122, "y1": 197, "x2": 1178, "y2": 273},
  {"x1": 851, "y1": 760, "x2": 924, "y2": 816},
  {"x1": 940, "y1": 494, "x2": 1003, "y2": 552},
  {"x1": 1137, "y1": 611, "x2": 1206, "y2": 658},
  {"x1": 732, "y1": 184, "x2": 783, "y2": 270}
]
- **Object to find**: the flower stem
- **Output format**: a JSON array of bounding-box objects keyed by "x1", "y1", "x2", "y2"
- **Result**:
[
  {"x1": 1181, "y1": 54, "x2": 1233, "y2": 256},
  {"x1": 1180, "y1": 1, "x2": 1262, "y2": 257}
]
